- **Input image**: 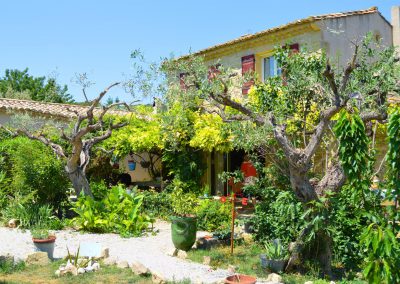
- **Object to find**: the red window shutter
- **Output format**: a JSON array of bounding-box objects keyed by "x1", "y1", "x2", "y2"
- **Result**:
[
  {"x1": 179, "y1": 73, "x2": 187, "y2": 90},
  {"x1": 281, "y1": 43, "x2": 299, "y2": 85},
  {"x1": 289, "y1": 43, "x2": 299, "y2": 53},
  {"x1": 241, "y1": 54, "x2": 255, "y2": 95},
  {"x1": 208, "y1": 64, "x2": 221, "y2": 80}
]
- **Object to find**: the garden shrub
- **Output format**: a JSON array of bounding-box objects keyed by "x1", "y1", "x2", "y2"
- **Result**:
[
  {"x1": 251, "y1": 186, "x2": 304, "y2": 245},
  {"x1": 70, "y1": 184, "x2": 152, "y2": 237},
  {"x1": 162, "y1": 148, "x2": 205, "y2": 195},
  {"x1": 90, "y1": 180, "x2": 110, "y2": 201},
  {"x1": 86, "y1": 152, "x2": 120, "y2": 186},
  {"x1": 0, "y1": 137, "x2": 69, "y2": 210},
  {"x1": 142, "y1": 189, "x2": 174, "y2": 219},
  {"x1": 0, "y1": 257, "x2": 25, "y2": 274},
  {"x1": 196, "y1": 198, "x2": 232, "y2": 232},
  {"x1": 1, "y1": 201, "x2": 62, "y2": 229}
]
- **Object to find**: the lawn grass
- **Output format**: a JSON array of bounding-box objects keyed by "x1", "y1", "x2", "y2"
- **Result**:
[
  {"x1": 187, "y1": 243, "x2": 366, "y2": 284},
  {"x1": 0, "y1": 259, "x2": 152, "y2": 284}
]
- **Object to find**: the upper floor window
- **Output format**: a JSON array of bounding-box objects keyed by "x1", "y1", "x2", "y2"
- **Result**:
[{"x1": 262, "y1": 56, "x2": 281, "y2": 81}]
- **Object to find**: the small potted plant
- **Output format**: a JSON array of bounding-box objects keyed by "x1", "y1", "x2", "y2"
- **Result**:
[
  {"x1": 170, "y1": 186, "x2": 198, "y2": 251},
  {"x1": 260, "y1": 240, "x2": 287, "y2": 273},
  {"x1": 31, "y1": 228, "x2": 56, "y2": 260}
]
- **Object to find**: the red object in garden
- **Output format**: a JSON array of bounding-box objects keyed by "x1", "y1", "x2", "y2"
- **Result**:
[
  {"x1": 242, "y1": 198, "x2": 248, "y2": 206},
  {"x1": 220, "y1": 196, "x2": 227, "y2": 203},
  {"x1": 225, "y1": 274, "x2": 256, "y2": 284},
  {"x1": 240, "y1": 161, "x2": 257, "y2": 178}
]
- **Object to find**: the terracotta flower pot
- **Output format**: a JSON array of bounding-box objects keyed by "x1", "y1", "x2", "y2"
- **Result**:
[
  {"x1": 32, "y1": 236, "x2": 56, "y2": 259},
  {"x1": 225, "y1": 274, "x2": 256, "y2": 284}
]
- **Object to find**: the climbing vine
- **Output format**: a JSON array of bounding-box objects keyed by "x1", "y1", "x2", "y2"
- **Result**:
[{"x1": 334, "y1": 109, "x2": 372, "y2": 204}]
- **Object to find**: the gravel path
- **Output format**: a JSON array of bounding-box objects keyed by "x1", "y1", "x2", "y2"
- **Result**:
[{"x1": 0, "y1": 221, "x2": 231, "y2": 283}]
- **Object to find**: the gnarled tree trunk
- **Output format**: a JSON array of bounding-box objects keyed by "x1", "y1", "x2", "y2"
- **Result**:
[
  {"x1": 67, "y1": 166, "x2": 92, "y2": 197},
  {"x1": 286, "y1": 162, "x2": 345, "y2": 278}
]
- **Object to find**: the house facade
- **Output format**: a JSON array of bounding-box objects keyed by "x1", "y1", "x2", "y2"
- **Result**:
[
  {"x1": 180, "y1": 6, "x2": 398, "y2": 196},
  {"x1": 0, "y1": 98, "x2": 161, "y2": 186}
]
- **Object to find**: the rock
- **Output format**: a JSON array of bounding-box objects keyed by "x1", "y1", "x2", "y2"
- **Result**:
[
  {"x1": 227, "y1": 265, "x2": 237, "y2": 274},
  {"x1": 77, "y1": 258, "x2": 88, "y2": 266},
  {"x1": 55, "y1": 269, "x2": 61, "y2": 277},
  {"x1": 8, "y1": 219, "x2": 18, "y2": 228},
  {"x1": 177, "y1": 250, "x2": 187, "y2": 259},
  {"x1": 288, "y1": 242, "x2": 296, "y2": 252},
  {"x1": 100, "y1": 247, "x2": 109, "y2": 259},
  {"x1": 304, "y1": 281, "x2": 313, "y2": 284},
  {"x1": 78, "y1": 267, "x2": 86, "y2": 274},
  {"x1": 131, "y1": 261, "x2": 150, "y2": 275},
  {"x1": 25, "y1": 252, "x2": 50, "y2": 266},
  {"x1": 152, "y1": 271, "x2": 166, "y2": 284},
  {"x1": 203, "y1": 256, "x2": 211, "y2": 265},
  {"x1": 117, "y1": 260, "x2": 129, "y2": 269},
  {"x1": 241, "y1": 233, "x2": 253, "y2": 243},
  {"x1": 61, "y1": 265, "x2": 78, "y2": 276},
  {"x1": 92, "y1": 262, "x2": 100, "y2": 271},
  {"x1": 85, "y1": 266, "x2": 94, "y2": 272},
  {"x1": 266, "y1": 273, "x2": 283, "y2": 283},
  {"x1": 103, "y1": 257, "x2": 116, "y2": 266},
  {"x1": 0, "y1": 254, "x2": 14, "y2": 264},
  {"x1": 166, "y1": 248, "x2": 178, "y2": 257}
]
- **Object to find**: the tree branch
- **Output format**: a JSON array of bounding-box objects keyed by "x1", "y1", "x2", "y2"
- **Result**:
[
  {"x1": 16, "y1": 129, "x2": 66, "y2": 158},
  {"x1": 323, "y1": 62, "x2": 340, "y2": 106},
  {"x1": 340, "y1": 44, "x2": 358, "y2": 94}
]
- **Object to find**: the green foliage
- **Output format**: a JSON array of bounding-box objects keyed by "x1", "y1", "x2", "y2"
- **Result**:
[
  {"x1": 334, "y1": 110, "x2": 372, "y2": 200},
  {"x1": 142, "y1": 190, "x2": 174, "y2": 219},
  {"x1": 70, "y1": 184, "x2": 152, "y2": 237},
  {"x1": 195, "y1": 198, "x2": 232, "y2": 232},
  {"x1": 360, "y1": 221, "x2": 400, "y2": 284},
  {"x1": 163, "y1": 149, "x2": 205, "y2": 194},
  {"x1": 31, "y1": 228, "x2": 51, "y2": 239},
  {"x1": 329, "y1": 188, "x2": 382, "y2": 269},
  {"x1": 386, "y1": 106, "x2": 400, "y2": 226},
  {"x1": 66, "y1": 246, "x2": 91, "y2": 269},
  {"x1": 264, "y1": 240, "x2": 288, "y2": 260},
  {"x1": 170, "y1": 185, "x2": 198, "y2": 217},
  {"x1": 358, "y1": 107, "x2": 400, "y2": 284},
  {"x1": 1, "y1": 202, "x2": 62, "y2": 229},
  {"x1": 86, "y1": 153, "x2": 120, "y2": 187},
  {"x1": 0, "y1": 68, "x2": 73, "y2": 103},
  {"x1": 104, "y1": 105, "x2": 163, "y2": 158},
  {"x1": 90, "y1": 180, "x2": 111, "y2": 201},
  {"x1": 0, "y1": 258, "x2": 25, "y2": 274},
  {"x1": 251, "y1": 167, "x2": 304, "y2": 245},
  {"x1": 0, "y1": 137, "x2": 69, "y2": 210}
]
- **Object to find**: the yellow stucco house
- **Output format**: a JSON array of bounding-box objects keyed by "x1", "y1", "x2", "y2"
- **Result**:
[{"x1": 178, "y1": 6, "x2": 398, "y2": 195}]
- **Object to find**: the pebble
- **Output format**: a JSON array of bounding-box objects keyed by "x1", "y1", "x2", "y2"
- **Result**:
[{"x1": 0, "y1": 222, "x2": 231, "y2": 283}]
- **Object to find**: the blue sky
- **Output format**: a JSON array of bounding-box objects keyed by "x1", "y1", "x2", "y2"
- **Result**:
[{"x1": 0, "y1": 1, "x2": 398, "y2": 103}]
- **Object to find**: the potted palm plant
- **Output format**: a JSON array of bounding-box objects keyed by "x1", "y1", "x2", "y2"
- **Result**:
[
  {"x1": 260, "y1": 240, "x2": 287, "y2": 273},
  {"x1": 31, "y1": 228, "x2": 56, "y2": 260},
  {"x1": 170, "y1": 187, "x2": 198, "y2": 251}
]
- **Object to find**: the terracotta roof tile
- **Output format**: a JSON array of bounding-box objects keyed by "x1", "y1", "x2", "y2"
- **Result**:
[
  {"x1": 180, "y1": 7, "x2": 381, "y2": 59},
  {"x1": 0, "y1": 98, "x2": 130, "y2": 120}
]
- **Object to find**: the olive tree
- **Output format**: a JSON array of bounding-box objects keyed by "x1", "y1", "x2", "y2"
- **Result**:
[
  {"x1": 0, "y1": 83, "x2": 130, "y2": 197},
  {"x1": 161, "y1": 35, "x2": 399, "y2": 275}
]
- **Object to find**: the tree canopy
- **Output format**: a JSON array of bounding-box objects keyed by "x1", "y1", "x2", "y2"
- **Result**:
[{"x1": 0, "y1": 68, "x2": 73, "y2": 103}]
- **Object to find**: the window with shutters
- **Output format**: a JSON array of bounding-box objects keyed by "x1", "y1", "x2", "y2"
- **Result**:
[
  {"x1": 257, "y1": 43, "x2": 299, "y2": 82},
  {"x1": 262, "y1": 56, "x2": 281, "y2": 81},
  {"x1": 241, "y1": 54, "x2": 255, "y2": 95}
]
